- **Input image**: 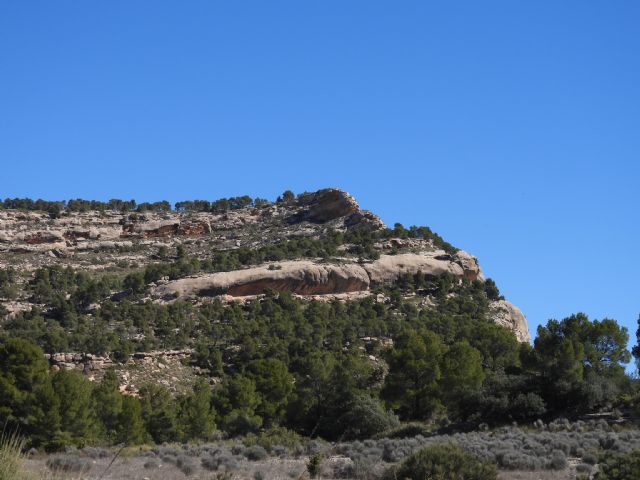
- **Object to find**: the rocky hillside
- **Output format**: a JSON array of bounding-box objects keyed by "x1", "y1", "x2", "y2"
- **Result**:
[
  {"x1": 0, "y1": 188, "x2": 529, "y2": 343},
  {"x1": 0, "y1": 188, "x2": 532, "y2": 399}
]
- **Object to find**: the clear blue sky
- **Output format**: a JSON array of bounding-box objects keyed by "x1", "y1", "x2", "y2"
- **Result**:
[{"x1": 1, "y1": 2, "x2": 639, "y2": 354}]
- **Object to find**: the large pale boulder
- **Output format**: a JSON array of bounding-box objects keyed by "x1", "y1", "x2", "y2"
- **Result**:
[{"x1": 488, "y1": 300, "x2": 531, "y2": 343}]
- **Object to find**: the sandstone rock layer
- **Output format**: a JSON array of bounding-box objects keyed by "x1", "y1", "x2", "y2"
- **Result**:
[{"x1": 155, "y1": 250, "x2": 482, "y2": 300}]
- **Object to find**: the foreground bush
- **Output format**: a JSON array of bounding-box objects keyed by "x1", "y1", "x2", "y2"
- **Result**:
[
  {"x1": 596, "y1": 449, "x2": 640, "y2": 480},
  {"x1": 384, "y1": 442, "x2": 497, "y2": 480}
]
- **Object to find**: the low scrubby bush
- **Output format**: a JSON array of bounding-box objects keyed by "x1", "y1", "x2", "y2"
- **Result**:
[
  {"x1": 201, "y1": 449, "x2": 239, "y2": 472},
  {"x1": 81, "y1": 446, "x2": 110, "y2": 459},
  {"x1": 177, "y1": 454, "x2": 197, "y2": 475},
  {"x1": 144, "y1": 459, "x2": 160, "y2": 469},
  {"x1": 384, "y1": 443, "x2": 497, "y2": 480},
  {"x1": 576, "y1": 463, "x2": 592, "y2": 474},
  {"x1": 46, "y1": 455, "x2": 91, "y2": 473},
  {"x1": 245, "y1": 445, "x2": 268, "y2": 461},
  {"x1": 307, "y1": 453, "x2": 324, "y2": 479},
  {"x1": 548, "y1": 450, "x2": 568, "y2": 470}
]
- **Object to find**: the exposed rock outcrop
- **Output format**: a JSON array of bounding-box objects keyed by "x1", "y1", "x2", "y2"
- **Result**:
[
  {"x1": 296, "y1": 188, "x2": 360, "y2": 223},
  {"x1": 154, "y1": 250, "x2": 482, "y2": 300},
  {"x1": 286, "y1": 188, "x2": 384, "y2": 230},
  {"x1": 453, "y1": 250, "x2": 484, "y2": 281},
  {"x1": 489, "y1": 300, "x2": 531, "y2": 343},
  {"x1": 121, "y1": 218, "x2": 212, "y2": 238},
  {"x1": 45, "y1": 350, "x2": 197, "y2": 393},
  {"x1": 23, "y1": 231, "x2": 66, "y2": 245},
  {"x1": 0, "y1": 188, "x2": 528, "y2": 343},
  {"x1": 364, "y1": 252, "x2": 468, "y2": 284},
  {"x1": 0, "y1": 188, "x2": 381, "y2": 261},
  {"x1": 155, "y1": 261, "x2": 371, "y2": 298}
]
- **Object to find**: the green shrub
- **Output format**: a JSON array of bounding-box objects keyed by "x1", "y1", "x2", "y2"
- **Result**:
[
  {"x1": 46, "y1": 454, "x2": 91, "y2": 473},
  {"x1": 596, "y1": 449, "x2": 640, "y2": 480},
  {"x1": 384, "y1": 443, "x2": 497, "y2": 480},
  {"x1": 307, "y1": 453, "x2": 324, "y2": 478},
  {"x1": 338, "y1": 394, "x2": 400, "y2": 440},
  {"x1": 245, "y1": 445, "x2": 268, "y2": 461}
]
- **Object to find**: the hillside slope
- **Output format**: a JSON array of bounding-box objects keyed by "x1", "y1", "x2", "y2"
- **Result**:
[{"x1": 0, "y1": 188, "x2": 529, "y2": 344}]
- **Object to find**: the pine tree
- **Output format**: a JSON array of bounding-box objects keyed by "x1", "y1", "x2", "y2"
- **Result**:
[
  {"x1": 0, "y1": 338, "x2": 58, "y2": 444},
  {"x1": 117, "y1": 396, "x2": 146, "y2": 445},
  {"x1": 51, "y1": 370, "x2": 98, "y2": 446},
  {"x1": 139, "y1": 384, "x2": 179, "y2": 443},
  {"x1": 178, "y1": 378, "x2": 215, "y2": 440},
  {"x1": 93, "y1": 369, "x2": 123, "y2": 441},
  {"x1": 381, "y1": 330, "x2": 443, "y2": 420}
]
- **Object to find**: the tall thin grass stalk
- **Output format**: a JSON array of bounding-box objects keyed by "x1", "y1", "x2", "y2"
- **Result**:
[
  {"x1": 0, "y1": 429, "x2": 28, "y2": 480},
  {"x1": 0, "y1": 429, "x2": 82, "y2": 480}
]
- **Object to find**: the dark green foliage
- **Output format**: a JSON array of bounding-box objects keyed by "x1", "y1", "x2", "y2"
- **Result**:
[
  {"x1": 439, "y1": 340, "x2": 484, "y2": 415},
  {"x1": 483, "y1": 278, "x2": 503, "y2": 301},
  {"x1": 245, "y1": 445, "x2": 268, "y2": 461},
  {"x1": 1, "y1": 195, "x2": 267, "y2": 214},
  {"x1": 1, "y1": 197, "x2": 65, "y2": 215},
  {"x1": 1, "y1": 198, "x2": 139, "y2": 214},
  {"x1": 139, "y1": 384, "x2": 179, "y2": 443},
  {"x1": 338, "y1": 395, "x2": 400, "y2": 440},
  {"x1": 178, "y1": 378, "x2": 215, "y2": 440},
  {"x1": 117, "y1": 396, "x2": 146, "y2": 445},
  {"x1": 307, "y1": 453, "x2": 324, "y2": 478},
  {"x1": 213, "y1": 374, "x2": 262, "y2": 436},
  {"x1": 0, "y1": 268, "x2": 19, "y2": 300},
  {"x1": 245, "y1": 358, "x2": 294, "y2": 425},
  {"x1": 123, "y1": 271, "x2": 145, "y2": 294},
  {"x1": 0, "y1": 338, "x2": 60, "y2": 443},
  {"x1": 533, "y1": 313, "x2": 630, "y2": 414},
  {"x1": 176, "y1": 195, "x2": 255, "y2": 212},
  {"x1": 633, "y1": 314, "x2": 640, "y2": 374},
  {"x1": 136, "y1": 200, "x2": 171, "y2": 212},
  {"x1": 278, "y1": 190, "x2": 296, "y2": 203},
  {"x1": 51, "y1": 370, "x2": 98, "y2": 445},
  {"x1": 595, "y1": 449, "x2": 640, "y2": 480},
  {"x1": 92, "y1": 370, "x2": 122, "y2": 440},
  {"x1": 381, "y1": 330, "x2": 443, "y2": 420},
  {"x1": 385, "y1": 443, "x2": 497, "y2": 480},
  {"x1": 0, "y1": 204, "x2": 637, "y2": 451}
]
